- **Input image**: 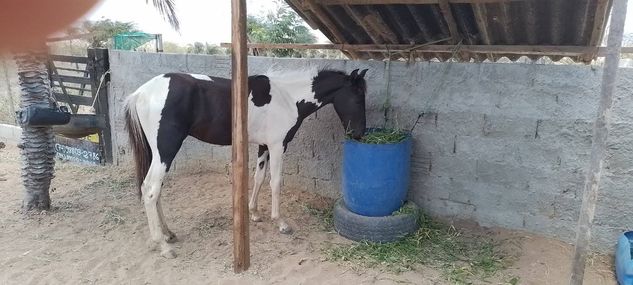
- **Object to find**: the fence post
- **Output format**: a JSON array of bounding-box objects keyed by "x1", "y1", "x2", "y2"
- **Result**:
[
  {"x1": 569, "y1": 0, "x2": 628, "y2": 283},
  {"x1": 87, "y1": 48, "x2": 112, "y2": 164}
]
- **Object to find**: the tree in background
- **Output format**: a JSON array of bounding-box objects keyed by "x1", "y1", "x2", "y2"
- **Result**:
[
  {"x1": 247, "y1": 0, "x2": 317, "y2": 58},
  {"x1": 186, "y1": 42, "x2": 227, "y2": 55},
  {"x1": 163, "y1": 41, "x2": 188, "y2": 54}
]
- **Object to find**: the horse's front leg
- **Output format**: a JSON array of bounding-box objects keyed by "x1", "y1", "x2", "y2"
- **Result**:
[{"x1": 268, "y1": 144, "x2": 292, "y2": 234}]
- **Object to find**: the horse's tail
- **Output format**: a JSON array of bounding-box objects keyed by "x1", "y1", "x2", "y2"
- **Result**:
[{"x1": 124, "y1": 92, "x2": 151, "y2": 199}]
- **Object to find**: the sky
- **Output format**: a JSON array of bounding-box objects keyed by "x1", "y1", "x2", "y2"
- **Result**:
[
  {"x1": 83, "y1": 0, "x2": 633, "y2": 46},
  {"x1": 84, "y1": 0, "x2": 329, "y2": 44}
]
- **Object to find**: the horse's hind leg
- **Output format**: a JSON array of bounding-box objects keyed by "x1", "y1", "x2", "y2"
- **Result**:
[
  {"x1": 143, "y1": 127, "x2": 186, "y2": 258},
  {"x1": 157, "y1": 199, "x2": 176, "y2": 242},
  {"x1": 142, "y1": 158, "x2": 175, "y2": 258},
  {"x1": 249, "y1": 145, "x2": 269, "y2": 222}
]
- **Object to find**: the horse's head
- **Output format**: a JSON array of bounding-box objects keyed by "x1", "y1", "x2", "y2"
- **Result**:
[
  {"x1": 334, "y1": 69, "x2": 368, "y2": 139},
  {"x1": 313, "y1": 68, "x2": 368, "y2": 139}
]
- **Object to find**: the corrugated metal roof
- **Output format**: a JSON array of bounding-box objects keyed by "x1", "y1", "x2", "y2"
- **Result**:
[{"x1": 285, "y1": 0, "x2": 613, "y2": 62}]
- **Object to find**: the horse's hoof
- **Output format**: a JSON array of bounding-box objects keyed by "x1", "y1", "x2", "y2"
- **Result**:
[
  {"x1": 161, "y1": 248, "x2": 176, "y2": 259},
  {"x1": 146, "y1": 239, "x2": 159, "y2": 251},
  {"x1": 250, "y1": 212, "x2": 262, "y2": 222},
  {"x1": 279, "y1": 222, "x2": 293, "y2": 235},
  {"x1": 166, "y1": 231, "x2": 177, "y2": 243}
]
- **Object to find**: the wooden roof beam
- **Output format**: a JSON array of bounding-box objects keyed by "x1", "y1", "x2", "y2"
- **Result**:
[
  {"x1": 362, "y1": 9, "x2": 409, "y2": 58},
  {"x1": 364, "y1": 10, "x2": 399, "y2": 43},
  {"x1": 581, "y1": 0, "x2": 611, "y2": 62},
  {"x1": 303, "y1": 0, "x2": 362, "y2": 59},
  {"x1": 498, "y1": 2, "x2": 515, "y2": 44},
  {"x1": 285, "y1": 0, "x2": 320, "y2": 30},
  {"x1": 220, "y1": 42, "x2": 633, "y2": 57},
  {"x1": 438, "y1": 0, "x2": 461, "y2": 44},
  {"x1": 343, "y1": 5, "x2": 389, "y2": 58},
  {"x1": 472, "y1": 3, "x2": 492, "y2": 60},
  {"x1": 472, "y1": 4, "x2": 491, "y2": 45},
  {"x1": 408, "y1": 5, "x2": 446, "y2": 60}
]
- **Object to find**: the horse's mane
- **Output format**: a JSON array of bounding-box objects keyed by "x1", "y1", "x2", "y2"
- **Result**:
[
  {"x1": 263, "y1": 65, "x2": 346, "y2": 80},
  {"x1": 264, "y1": 66, "x2": 316, "y2": 79}
]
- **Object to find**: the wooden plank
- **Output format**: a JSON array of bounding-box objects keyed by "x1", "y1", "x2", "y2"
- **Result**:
[
  {"x1": 88, "y1": 48, "x2": 112, "y2": 164},
  {"x1": 49, "y1": 54, "x2": 88, "y2": 64},
  {"x1": 323, "y1": 6, "x2": 373, "y2": 59},
  {"x1": 48, "y1": 61, "x2": 79, "y2": 114},
  {"x1": 343, "y1": 5, "x2": 388, "y2": 58},
  {"x1": 364, "y1": 10, "x2": 399, "y2": 44},
  {"x1": 221, "y1": 42, "x2": 633, "y2": 56},
  {"x1": 53, "y1": 66, "x2": 87, "y2": 73},
  {"x1": 54, "y1": 136, "x2": 102, "y2": 165},
  {"x1": 52, "y1": 84, "x2": 91, "y2": 93},
  {"x1": 52, "y1": 93, "x2": 93, "y2": 106},
  {"x1": 427, "y1": 5, "x2": 452, "y2": 60},
  {"x1": 472, "y1": 4, "x2": 491, "y2": 45},
  {"x1": 588, "y1": 0, "x2": 611, "y2": 46},
  {"x1": 286, "y1": 0, "x2": 320, "y2": 29},
  {"x1": 569, "y1": 1, "x2": 628, "y2": 283},
  {"x1": 321, "y1": 0, "x2": 529, "y2": 4},
  {"x1": 231, "y1": 0, "x2": 250, "y2": 274},
  {"x1": 582, "y1": 0, "x2": 612, "y2": 62},
  {"x1": 438, "y1": 0, "x2": 461, "y2": 43},
  {"x1": 497, "y1": 1, "x2": 514, "y2": 44},
  {"x1": 472, "y1": 3, "x2": 493, "y2": 61},
  {"x1": 50, "y1": 74, "x2": 92, "y2": 85}
]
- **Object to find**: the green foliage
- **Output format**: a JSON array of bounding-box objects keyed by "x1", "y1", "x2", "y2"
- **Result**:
[
  {"x1": 391, "y1": 202, "x2": 417, "y2": 216},
  {"x1": 186, "y1": 42, "x2": 226, "y2": 55},
  {"x1": 324, "y1": 214, "x2": 513, "y2": 284},
  {"x1": 147, "y1": 0, "x2": 180, "y2": 31},
  {"x1": 162, "y1": 41, "x2": 188, "y2": 53},
  {"x1": 354, "y1": 128, "x2": 408, "y2": 144},
  {"x1": 247, "y1": 0, "x2": 317, "y2": 58},
  {"x1": 78, "y1": 19, "x2": 140, "y2": 48},
  {"x1": 303, "y1": 203, "x2": 334, "y2": 231}
]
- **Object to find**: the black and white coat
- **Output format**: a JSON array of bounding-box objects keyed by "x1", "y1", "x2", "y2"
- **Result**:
[{"x1": 125, "y1": 68, "x2": 367, "y2": 258}]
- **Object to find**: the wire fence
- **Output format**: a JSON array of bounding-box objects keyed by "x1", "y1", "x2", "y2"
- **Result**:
[{"x1": 0, "y1": 57, "x2": 19, "y2": 126}]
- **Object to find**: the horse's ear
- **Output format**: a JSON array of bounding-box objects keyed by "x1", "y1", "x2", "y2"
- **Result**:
[
  {"x1": 358, "y1": 69, "x2": 368, "y2": 79},
  {"x1": 350, "y1": 69, "x2": 359, "y2": 79}
]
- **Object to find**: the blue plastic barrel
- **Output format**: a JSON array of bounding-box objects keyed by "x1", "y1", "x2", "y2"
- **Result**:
[
  {"x1": 616, "y1": 231, "x2": 633, "y2": 285},
  {"x1": 342, "y1": 131, "x2": 412, "y2": 217}
]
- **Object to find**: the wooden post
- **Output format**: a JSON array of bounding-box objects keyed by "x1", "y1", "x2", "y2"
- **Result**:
[
  {"x1": 231, "y1": 0, "x2": 250, "y2": 273},
  {"x1": 569, "y1": 0, "x2": 628, "y2": 284},
  {"x1": 88, "y1": 48, "x2": 112, "y2": 164}
]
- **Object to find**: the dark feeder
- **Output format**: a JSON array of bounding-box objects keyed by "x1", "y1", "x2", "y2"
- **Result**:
[
  {"x1": 17, "y1": 106, "x2": 104, "y2": 138},
  {"x1": 342, "y1": 128, "x2": 412, "y2": 217}
]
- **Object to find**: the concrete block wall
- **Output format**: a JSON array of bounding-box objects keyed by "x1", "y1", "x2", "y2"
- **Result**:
[
  {"x1": 0, "y1": 124, "x2": 21, "y2": 143},
  {"x1": 108, "y1": 50, "x2": 633, "y2": 251}
]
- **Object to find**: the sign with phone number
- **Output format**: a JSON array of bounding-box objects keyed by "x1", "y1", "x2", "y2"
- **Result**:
[{"x1": 54, "y1": 136, "x2": 101, "y2": 165}]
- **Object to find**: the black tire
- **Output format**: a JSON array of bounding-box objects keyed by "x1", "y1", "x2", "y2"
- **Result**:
[{"x1": 333, "y1": 200, "x2": 420, "y2": 243}]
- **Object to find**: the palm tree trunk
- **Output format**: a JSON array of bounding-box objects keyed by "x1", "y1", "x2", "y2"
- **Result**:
[{"x1": 14, "y1": 50, "x2": 55, "y2": 211}]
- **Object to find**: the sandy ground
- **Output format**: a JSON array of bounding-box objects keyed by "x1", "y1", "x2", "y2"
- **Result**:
[{"x1": 0, "y1": 144, "x2": 617, "y2": 285}]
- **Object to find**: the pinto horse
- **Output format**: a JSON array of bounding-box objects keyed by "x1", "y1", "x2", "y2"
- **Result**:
[{"x1": 124, "y1": 68, "x2": 368, "y2": 258}]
